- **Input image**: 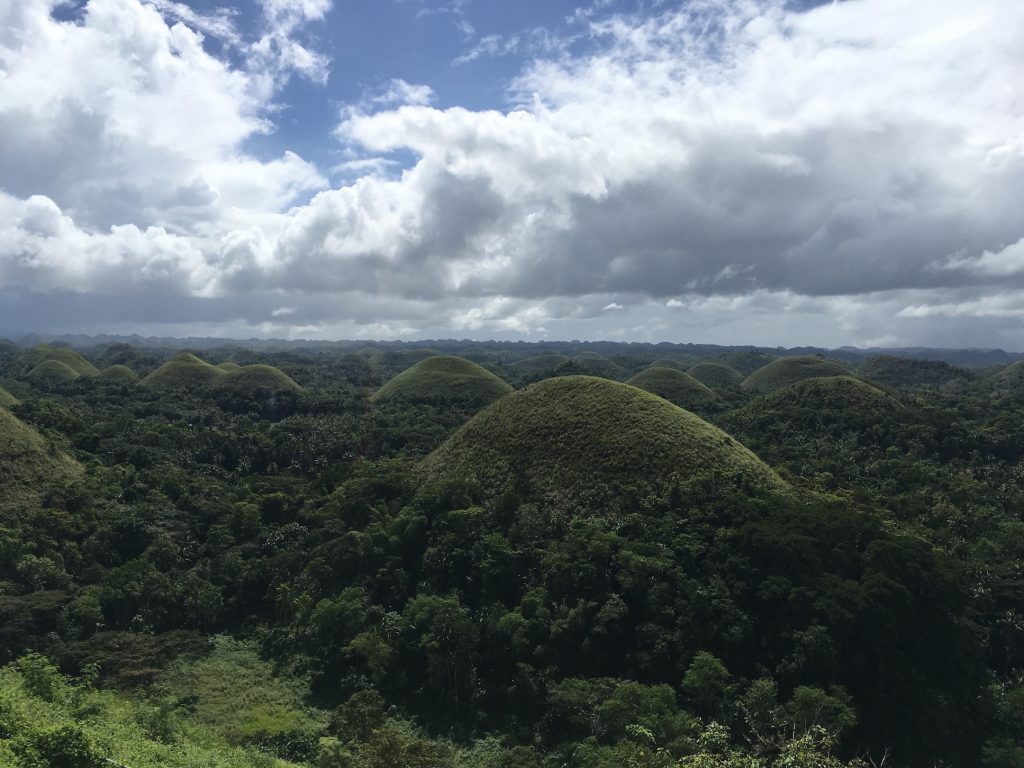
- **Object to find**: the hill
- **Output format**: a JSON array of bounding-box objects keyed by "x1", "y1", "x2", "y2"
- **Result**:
[
  {"x1": 420, "y1": 376, "x2": 782, "y2": 507},
  {"x1": 0, "y1": 408, "x2": 82, "y2": 500},
  {"x1": 371, "y1": 356, "x2": 512, "y2": 408},
  {"x1": 709, "y1": 350, "x2": 777, "y2": 376},
  {"x1": 992, "y1": 360, "x2": 1024, "y2": 389},
  {"x1": 24, "y1": 345, "x2": 99, "y2": 377},
  {"x1": 0, "y1": 385, "x2": 18, "y2": 409},
  {"x1": 565, "y1": 352, "x2": 625, "y2": 379},
  {"x1": 626, "y1": 367, "x2": 717, "y2": 408},
  {"x1": 741, "y1": 376, "x2": 902, "y2": 432},
  {"x1": 742, "y1": 356, "x2": 849, "y2": 394},
  {"x1": 97, "y1": 364, "x2": 139, "y2": 382},
  {"x1": 688, "y1": 362, "x2": 744, "y2": 390},
  {"x1": 511, "y1": 354, "x2": 571, "y2": 377},
  {"x1": 216, "y1": 365, "x2": 301, "y2": 393},
  {"x1": 858, "y1": 355, "x2": 970, "y2": 390},
  {"x1": 142, "y1": 352, "x2": 225, "y2": 389},
  {"x1": 217, "y1": 361, "x2": 242, "y2": 372},
  {"x1": 26, "y1": 360, "x2": 81, "y2": 383}
]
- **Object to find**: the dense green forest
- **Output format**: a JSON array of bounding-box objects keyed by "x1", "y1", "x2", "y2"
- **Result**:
[{"x1": 2, "y1": 339, "x2": 1024, "y2": 767}]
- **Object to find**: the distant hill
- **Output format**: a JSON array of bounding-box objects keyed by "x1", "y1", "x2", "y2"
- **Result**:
[
  {"x1": 857, "y1": 355, "x2": 971, "y2": 391},
  {"x1": 217, "y1": 361, "x2": 243, "y2": 372},
  {"x1": 511, "y1": 354, "x2": 571, "y2": 377},
  {"x1": 0, "y1": 407, "x2": 82, "y2": 504},
  {"x1": 992, "y1": 360, "x2": 1024, "y2": 390},
  {"x1": 709, "y1": 351, "x2": 778, "y2": 377},
  {"x1": 24, "y1": 344, "x2": 98, "y2": 377},
  {"x1": 742, "y1": 356, "x2": 849, "y2": 394},
  {"x1": 142, "y1": 352, "x2": 225, "y2": 389},
  {"x1": 97, "y1": 364, "x2": 139, "y2": 382},
  {"x1": 27, "y1": 359, "x2": 81, "y2": 383},
  {"x1": 419, "y1": 376, "x2": 782, "y2": 508},
  {"x1": 626, "y1": 367, "x2": 717, "y2": 408},
  {"x1": 561, "y1": 352, "x2": 625, "y2": 380},
  {"x1": 372, "y1": 355, "x2": 513, "y2": 407},
  {"x1": 216, "y1": 364, "x2": 301, "y2": 393},
  {"x1": 688, "y1": 362, "x2": 743, "y2": 390}
]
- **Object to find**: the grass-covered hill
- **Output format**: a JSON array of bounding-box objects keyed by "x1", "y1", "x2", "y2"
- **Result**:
[
  {"x1": 216, "y1": 364, "x2": 301, "y2": 393},
  {"x1": 739, "y1": 376, "x2": 902, "y2": 434},
  {"x1": 742, "y1": 355, "x2": 849, "y2": 394},
  {"x1": 217, "y1": 361, "x2": 243, "y2": 372},
  {"x1": 858, "y1": 355, "x2": 971, "y2": 391},
  {"x1": 26, "y1": 359, "x2": 81, "y2": 383},
  {"x1": 992, "y1": 360, "x2": 1024, "y2": 390},
  {"x1": 626, "y1": 366, "x2": 717, "y2": 408},
  {"x1": 23, "y1": 345, "x2": 99, "y2": 377},
  {"x1": 97, "y1": 364, "x2": 139, "y2": 382},
  {"x1": 562, "y1": 352, "x2": 625, "y2": 380},
  {"x1": 709, "y1": 350, "x2": 777, "y2": 376},
  {"x1": 0, "y1": 407, "x2": 81, "y2": 499},
  {"x1": 0, "y1": 385, "x2": 19, "y2": 408},
  {"x1": 420, "y1": 375, "x2": 782, "y2": 508},
  {"x1": 371, "y1": 355, "x2": 513, "y2": 407},
  {"x1": 143, "y1": 352, "x2": 226, "y2": 389},
  {"x1": 687, "y1": 361, "x2": 744, "y2": 390}
]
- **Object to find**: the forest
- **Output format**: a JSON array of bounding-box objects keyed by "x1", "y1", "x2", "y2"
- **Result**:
[{"x1": 2, "y1": 338, "x2": 1024, "y2": 768}]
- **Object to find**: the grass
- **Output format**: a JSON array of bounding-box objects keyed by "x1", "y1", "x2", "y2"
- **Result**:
[
  {"x1": 216, "y1": 365, "x2": 301, "y2": 393},
  {"x1": 0, "y1": 385, "x2": 18, "y2": 409},
  {"x1": 371, "y1": 355, "x2": 513, "y2": 407},
  {"x1": 218, "y1": 362, "x2": 243, "y2": 372},
  {"x1": 626, "y1": 367, "x2": 717, "y2": 407},
  {"x1": 143, "y1": 352, "x2": 226, "y2": 389},
  {"x1": 24, "y1": 345, "x2": 99, "y2": 377},
  {"x1": 26, "y1": 360, "x2": 81, "y2": 383},
  {"x1": 567, "y1": 353, "x2": 624, "y2": 380},
  {"x1": 0, "y1": 408, "x2": 82, "y2": 492},
  {"x1": 511, "y1": 354, "x2": 571, "y2": 375},
  {"x1": 419, "y1": 375, "x2": 783, "y2": 508},
  {"x1": 742, "y1": 356, "x2": 849, "y2": 394},
  {"x1": 687, "y1": 362, "x2": 743, "y2": 390},
  {"x1": 98, "y1": 365, "x2": 139, "y2": 382}
]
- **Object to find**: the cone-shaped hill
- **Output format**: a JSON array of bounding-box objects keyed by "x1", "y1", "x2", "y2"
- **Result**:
[
  {"x1": 372, "y1": 356, "x2": 513, "y2": 408},
  {"x1": 711, "y1": 351, "x2": 777, "y2": 377},
  {"x1": 419, "y1": 376, "x2": 783, "y2": 507},
  {"x1": 742, "y1": 356, "x2": 849, "y2": 394},
  {"x1": 98, "y1": 364, "x2": 139, "y2": 382},
  {"x1": 24, "y1": 345, "x2": 99, "y2": 377},
  {"x1": 143, "y1": 352, "x2": 225, "y2": 389},
  {"x1": 744, "y1": 376, "x2": 902, "y2": 427},
  {"x1": 566, "y1": 352, "x2": 624, "y2": 380},
  {"x1": 27, "y1": 360, "x2": 81, "y2": 383},
  {"x1": 0, "y1": 385, "x2": 19, "y2": 409},
  {"x1": 626, "y1": 367, "x2": 717, "y2": 408},
  {"x1": 687, "y1": 362, "x2": 743, "y2": 390},
  {"x1": 217, "y1": 361, "x2": 243, "y2": 372},
  {"x1": 0, "y1": 407, "x2": 82, "y2": 502},
  {"x1": 215, "y1": 365, "x2": 301, "y2": 393}
]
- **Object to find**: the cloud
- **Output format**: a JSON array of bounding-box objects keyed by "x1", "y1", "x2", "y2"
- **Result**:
[{"x1": 2, "y1": 0, "x2": 1024, "y2": 347}]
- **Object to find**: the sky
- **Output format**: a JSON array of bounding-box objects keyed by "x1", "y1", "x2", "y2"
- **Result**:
[{"x1": 0, "y1": 0, "x2": 1023, "y2": 349}]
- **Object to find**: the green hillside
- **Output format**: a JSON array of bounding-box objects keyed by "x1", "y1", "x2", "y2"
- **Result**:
[
  {"x1": 992, "y1": 360, "x2": 1024, "y2": 389},
  {"x1": 217, "y1": 361, "x2": 243, "y2": 372},
  {"x1": 371, "y1": 355, "x2": 512, "y2": 407},
  {"x1": 97, "y1": 364, "x2": 139, "y2": 382},
  {"x1": 0, "y1": 385, "x2": 18, "y2": 408},
  {"x1": 710, "y1": 350, "x2": 777, "y2": 376},
  {"x1": 742, "y1": 356, "x2": 849, "y2": 394},
  {"x1": 565, "y1": 352, "x2": 624, "y2": 379},
  {"x1": 27, "y1": 359, "x2": 81, "y2": 383},
  {"x1": 420, "y1": 375, "x2": 782, "y2": 507},
  {"x1": 511, "y1": 353, "x2": 571, "y2": 376},
  {"x1": 858, "y1": 355, "x2": 970, "y2": 390},
  {"x1": 24, "y1": 345, "x2": 99, "y2": 377},
  {"x1": 0, "y1": 407, "x2": 82, "y2": 498},
  {"x1": 216, "y1": 365, "x2": 301, "y2": 393},
  {"x1": 626, "y1": 366, "x2": 717, "y2": 407},
  {"x1": 143, "y1": 352, "x2": 226, "y2": 389},
  {"x1": 688, "y1": 361, "x2": 744, "y2": 389},
  {"x1": 740, "y1": 376, "x2": 902, "y2": 433}
]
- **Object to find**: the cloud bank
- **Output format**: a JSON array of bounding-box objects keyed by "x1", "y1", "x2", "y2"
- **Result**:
[{"x1": 1, "y1": 0, "x2": 1023, "y2": 347}]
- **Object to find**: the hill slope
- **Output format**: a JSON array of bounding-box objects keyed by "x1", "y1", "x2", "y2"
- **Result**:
[
  {"x1": 216, "y1": 365, "x2": 301, "y2": 393},
  {"x1": 143, "y1": 353, "x2": 225, "y2": 389},
  {"x1": 372, "y1": 356, "x2": 512, "y2": 407},
  {"x1": 858, "y1": 355, "x2": 969, "y2": 391},
  {"x1": 97, "y1": 364, "x2": 139, "y2": 382},
  {"x1": 688, "y1": 362, "x2": 744, "y2": 390},
  {"x1": 0, "y1": 385, "x2": 19, "y2": 409},
  {"x1": 0, "y1": 408, "x2": 82, "y2": 501},
  {"x1": 626, "y1": 367, "x2": 717, "y2": 408},
  {"x1": 742, "y1": 356, "x2": 849, "y2": 394},
  {"x1": 420, "y1": 376, "x2": 782, "y2": 507}
]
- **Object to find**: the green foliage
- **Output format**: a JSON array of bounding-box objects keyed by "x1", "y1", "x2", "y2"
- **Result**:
[
  {"x1": 216, "y1": 365, "x2": 302, "y2": 393},
  {"x1": 27, "y1": 360, "x2": 81, "y2": 383},
  {"x1": 24, "y1": 345, "x2": 100, "y2": 377},
  {"x1": 142, "y1": 352, "x2": 227, "y2": 389},
  {"x1": 372, "y1": 356, "x2": 513, "y2": 408},
  {"x1": 0, "y1": 385, "x2": 19, "y2": 408},
  {"x1": 97, "y1": 364, "x2": 139, "y2": 382},
  {"x1": 626, "y1": 367, "x2": 718, "y2": 408},
  {"x1": 688, "y1": 363, "x2": 744, "y2": 390},
  {"x1": 741, "y1": 357, "x2": 850, "y2": 394}
]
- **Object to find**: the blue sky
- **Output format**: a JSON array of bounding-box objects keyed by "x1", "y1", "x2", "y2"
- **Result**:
[{"x1": 1, "y1": 0, "x2": 1023, "y2": 348}]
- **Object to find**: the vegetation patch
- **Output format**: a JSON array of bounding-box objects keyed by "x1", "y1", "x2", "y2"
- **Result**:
[
  {"x1": 97, "y1": 364, "x2": 139, "y2": 382},
  {"x1": 511, "y1": 353, "x2": 571, "y2": 376},
  {"x1": 371, "y1": 355, "x2": 512, "y2": 408},
  {"x1": 0, "y1": 385, "x2": 18, "y2": 409},
  {"x1": 217, "y1": 361, "x2": 243, "y2": 372},
  {"x1": 0, "y1": 408, "x2": 82, "y2": 496},
  {"x1": 23, "y1": 345, "x2": 99, "y2": 377},
  {"x1": 858, "y1": 355, "x2": 971, "y2": 391},
  {"x1": 216, "y1": 365, "x2": 301, "y2": 393},
  {"x1": 420, "y1": 375, "x2": 783, "y2": 508},
  {"x1": 742, "y1": 356, "x2": 849, "y2": 394},
  {"x1": 26, "y1": 360, "x2": 81, "y2": 383},
  {"x1": 626, "y1": 366, "x2": 717, "y2": 407}
]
